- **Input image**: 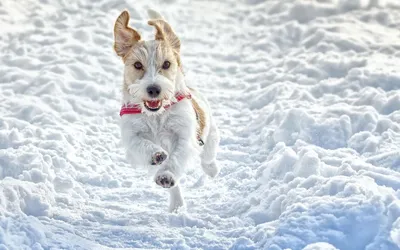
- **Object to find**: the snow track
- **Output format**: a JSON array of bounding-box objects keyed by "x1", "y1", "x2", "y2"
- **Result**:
[{"x1": 0, "y1": 0, "x2": 400, "y2": 249}]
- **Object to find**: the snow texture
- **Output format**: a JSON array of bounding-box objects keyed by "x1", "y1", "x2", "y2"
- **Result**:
[{"x1": 1, "y1": 0, "x2": 400, "y2": 249}]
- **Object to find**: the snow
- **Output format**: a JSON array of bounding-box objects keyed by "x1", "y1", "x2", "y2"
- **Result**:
[{"x1": 0, "y1": 0, "x2": 400, "y2": 249}]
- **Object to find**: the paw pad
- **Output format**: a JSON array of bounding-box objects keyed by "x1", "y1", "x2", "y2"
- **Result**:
[
  {"x1": 151, "y1": 151, "x2": 167, "y2": 165},
  {"x1": 155, "y1": 173, "x2": 175, "y2": 188}
]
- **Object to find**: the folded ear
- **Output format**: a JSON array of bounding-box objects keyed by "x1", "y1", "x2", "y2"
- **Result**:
[
  {"x1": 147, "y1": 9, "x2": 164, "y2": 20},
  {"x1": 148, "y1": 19, "x2": 180, "y2": 54},
  {"x1": 114, "y1": 11, "x2": 141, "y2": 58}
]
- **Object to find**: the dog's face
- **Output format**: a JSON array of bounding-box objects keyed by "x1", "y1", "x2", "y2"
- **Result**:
[{"x1": 113, "y1": 11, "x2": 181, "y2": 114}]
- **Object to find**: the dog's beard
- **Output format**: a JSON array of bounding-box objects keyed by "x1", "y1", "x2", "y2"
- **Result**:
[{"x1": 126, "y1": 77, "x2": 175, "y2": 116}]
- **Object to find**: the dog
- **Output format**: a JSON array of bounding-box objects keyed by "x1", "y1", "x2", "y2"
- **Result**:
[{"x1": 113, "y1": 9, "x2": 220, "y2": 212}]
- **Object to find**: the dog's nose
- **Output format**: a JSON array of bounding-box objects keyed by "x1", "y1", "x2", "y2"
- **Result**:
[{"x1": 146, "y1": 85, "x2": 161, "y2": 98}]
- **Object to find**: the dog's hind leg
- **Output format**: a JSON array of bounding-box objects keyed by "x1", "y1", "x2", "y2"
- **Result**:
[
  {"x1": 200, "y1": 119, "x2": 220, "y2": 178},
  {"x1": 168, "y1": 185, "x2": 184, "y2": 213}
]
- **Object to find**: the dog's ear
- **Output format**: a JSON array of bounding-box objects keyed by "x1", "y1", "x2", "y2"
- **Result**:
[
  {"x1": 148, "y1": 19, "x2": 180, "y2": 54},
  {"x1": 114, "y1": 10, "x2": 141, "y2": 58},
  {"x1": 147, "y1": 9, "x2": 164, "y2": 20}
]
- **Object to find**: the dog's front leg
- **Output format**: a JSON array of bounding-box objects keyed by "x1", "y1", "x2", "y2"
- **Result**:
[
  {"x1": 126, "y1": 135, "x2": 168, "y2": 166},
  {"x1": 121, "y1": 118, "x2": 168, "y2": 166},
  {"x1": 154, "y1": 135, "x2": 193, "y2": 212},
  {"x1": 154, "y1": 135, "x2": 192, "y2": 188}
]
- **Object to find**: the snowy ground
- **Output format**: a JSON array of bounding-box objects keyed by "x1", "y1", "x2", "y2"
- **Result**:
[{"x1": 1, "y1": 0, "x2": 400, "y2": 249}]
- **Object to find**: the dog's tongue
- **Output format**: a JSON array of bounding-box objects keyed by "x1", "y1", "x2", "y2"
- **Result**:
[{"x1": 146, "y1": 100, "x2": 161, "y2": 109}]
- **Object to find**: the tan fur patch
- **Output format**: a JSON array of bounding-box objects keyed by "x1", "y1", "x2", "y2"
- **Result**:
[
  {"x1": 191, "y1": 98, "x2": 206, "y2": 140},
  {"x1": 148, "y1": 19, "x2": 181, "y2": 66},
  {"x1": 121, "y1": 40, "x2": 180, "y2": 99},
  {"x1": 121, "y1": 42, "x2": 145, "y2": 94},
  {"x1": 124, "y1": 40, "x2": 178, "y2": 76},
  {"x1": 114, "y1": 11, "x2": 141, "y2": 58}
]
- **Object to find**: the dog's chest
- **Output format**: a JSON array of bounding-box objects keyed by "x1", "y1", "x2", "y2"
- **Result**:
[
  {"x1": 143, "y1": 114, "x2": 180, "y2": 151},
  {"x1": 146, "y1": 115, "x2": 169, "y2": 139}
]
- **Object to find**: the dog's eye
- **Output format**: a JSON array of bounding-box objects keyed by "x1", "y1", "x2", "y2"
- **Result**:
[
  {"x1": 162, "y1": 61, "x2": 171, "y2": 70},
  {"x1": 133, "y1": 61, "x2": 143, "y2": 70}
]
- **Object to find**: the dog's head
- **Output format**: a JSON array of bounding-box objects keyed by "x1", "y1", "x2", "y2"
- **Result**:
[{"x1": 114, "y1": 10, "x2": 183, "y2": 115}]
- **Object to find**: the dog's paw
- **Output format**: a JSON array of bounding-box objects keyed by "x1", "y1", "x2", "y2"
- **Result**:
[
  {"x1": 155, "y1": 171, "x2": 175, "y2": 188},
  {"x1": 151, "y1": 151, "x2": 168, "y2": 165},
  {"x1": 202, "y1": 161, "x2": 220, "y2": 178}
]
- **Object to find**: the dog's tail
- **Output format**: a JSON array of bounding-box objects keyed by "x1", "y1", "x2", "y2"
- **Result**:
[{"x1": 147, "y1": 9, "x2": 164, "y2": 20}]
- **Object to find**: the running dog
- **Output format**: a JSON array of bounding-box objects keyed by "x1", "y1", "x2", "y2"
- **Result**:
[{"x1": 114, "y1": 9, "x2": 220, "y2": 212}]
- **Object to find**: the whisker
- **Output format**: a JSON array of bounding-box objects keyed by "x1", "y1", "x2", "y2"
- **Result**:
[{"x1": 132, "y1": 89, "x2": 140, "y2": 96}]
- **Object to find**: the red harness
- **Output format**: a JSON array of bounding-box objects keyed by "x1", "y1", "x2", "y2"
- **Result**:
[
  {"x1": 119, "y1": 93, "x2": 191, "y2": 116},
  {"x1": 119, "y1": 92, "x2": 204, "y2": 146}
]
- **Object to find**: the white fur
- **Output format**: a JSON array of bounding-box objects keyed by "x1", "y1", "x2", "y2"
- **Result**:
[
  {"x1": 120, "y1": 46, "x2": 219, "y2": 212},
  {"x1": 147, "y1": 9, "x2": 164, "y2": 20}
]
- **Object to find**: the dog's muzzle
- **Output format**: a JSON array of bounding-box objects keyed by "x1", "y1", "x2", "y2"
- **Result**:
[{"x1": 144, "y1": 100, "x2": 162, "y2": 111}]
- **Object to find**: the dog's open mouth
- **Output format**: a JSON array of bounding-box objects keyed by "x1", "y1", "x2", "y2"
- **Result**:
[{"x1": 144, "y1": 100, "x2": 162, "y2": 111}]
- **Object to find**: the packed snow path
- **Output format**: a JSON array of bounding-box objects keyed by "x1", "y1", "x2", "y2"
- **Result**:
[{"x1": 1, "y1": 0, "x2": 400, "y2": 249}]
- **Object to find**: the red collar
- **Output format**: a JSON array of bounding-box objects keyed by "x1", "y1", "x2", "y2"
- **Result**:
[{"x1": 120, "y1": 93, "x2": 191, "y2": 116}]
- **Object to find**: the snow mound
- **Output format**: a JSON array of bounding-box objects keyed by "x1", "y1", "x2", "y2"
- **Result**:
[{"x1": 302, "y1": 242, "x2": 339, "y2": 250}]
